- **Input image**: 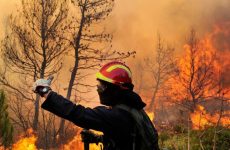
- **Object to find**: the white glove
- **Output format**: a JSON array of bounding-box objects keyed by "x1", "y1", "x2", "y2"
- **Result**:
[
  {"x1": 33, "y1": 76, "x2": 53, "y2": 97},
  {"x1": 32, "y1": 79, "x2": 52, "y2": 92}
]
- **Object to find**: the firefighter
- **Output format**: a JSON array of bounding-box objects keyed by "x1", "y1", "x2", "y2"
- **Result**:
[{"x1": 33, "y1": 61, "x2": 159, "y2": 150}]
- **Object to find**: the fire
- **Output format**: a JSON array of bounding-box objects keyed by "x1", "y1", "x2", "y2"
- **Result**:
[
  {"x1": 190, "y1": 105, "x2": 212, "y2": 130},
  {"x1": 203, "y1": 21, "x2": 230, "y2": 91},
  {"x1": 166, "y1": 22, "x2": 230, "y2": 131},
  {"x1": 212, "y1": 111, "x2": 230, "y2": 128},
  {"x1": 12, "y1": 128, "x2": 37, "y2": 150},
  {"x1": 189, "y1": 22, "x2": 230, "y2": 130},
  {"x1": 63, "y1": 130, "x2": 103, "y2": 150},
  {"x1": 190, "y1": 105, "x2": 230, "y2": 130},
  {"x1": 147, "y1": 111, "x2": 155, "y2": 122},
  {"x1": 63, "y1": 131, "x2": 83, "y2": 150}
]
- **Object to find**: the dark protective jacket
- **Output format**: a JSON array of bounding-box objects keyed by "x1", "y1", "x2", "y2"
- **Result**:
[{"x1": 41, "y1": 91, "x2": 159, "y2": 150}]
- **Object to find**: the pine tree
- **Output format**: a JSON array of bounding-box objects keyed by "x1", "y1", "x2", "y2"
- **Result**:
[{"x1": 0, "y1": 90, "x2": 13, "y2": 148}]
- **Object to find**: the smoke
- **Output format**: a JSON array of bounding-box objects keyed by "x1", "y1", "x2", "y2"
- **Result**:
[
  {"x1": 1, "y1": 0, "x2": 230, "y2": 53},
  {"x1": 0, "y1": 0, "x2": 19, "y2": 38},
  {"x1": 211, "y1": 22, "x2": 230, "y2": 52},
  {"x1": 105, "y1": 0, "x2": 230, "y2": 89},
  {"x1": 107, "y1": 0, "x2": 230, "y2": 56},
  {"x1": 209, "y1": 22, "x2": 230, "y2": 88},
  {"x1": 1, "y1": 0, "x2": 230, "y2": 48},
  {"x1": 1, "y1": 0, "x2": 230, "y2": 102}
]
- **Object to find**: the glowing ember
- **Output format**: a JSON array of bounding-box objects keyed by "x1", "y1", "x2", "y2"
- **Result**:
[{"x1": 12, "y1": 128, "x2": 37, "y2": 150}]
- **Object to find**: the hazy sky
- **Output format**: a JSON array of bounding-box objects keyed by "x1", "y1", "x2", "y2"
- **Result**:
[
  {"x1": 0, "y1": 0, "x2": 230, "y2": 106},
  {"x1": 1, "y1": 0, "x2": 230, "y2": 53},
  {"x1": 0, "y1": 0, "x2": 19, "y2": 36},
  {"x1": 108, "y1": 0, "x2": 230, "y2": 55}
]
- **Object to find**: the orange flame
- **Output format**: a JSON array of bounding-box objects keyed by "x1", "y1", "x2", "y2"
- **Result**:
[
  {"x1": 189, "y1": 23, "x2": 230, "y2": 130},
  {"x1": 147, "y1": 111, "x2": 155, "y2": 122},
  {"x1": 12, "y1": 128, "x2": 37, "y2": 150},
  {"x1": 63, "y1": 130, "x2": 83, "y2": 150},
  {"x1": 63, "y1": 130, "x2": 103, "y2": 150},
  {"x1": 190, "y1": 105, "x2": 230, "y2": 130},
  {"x1": 190, "y1": 105, "x2": 212, "y2": 130}
]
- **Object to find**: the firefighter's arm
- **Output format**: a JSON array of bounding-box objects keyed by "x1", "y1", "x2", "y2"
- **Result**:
[
  {"x1": 33, "y1": 79, "x2": 111, "y2": 130},
  {"x1": 40, "y1": 91, "x2": 106, "y2": 131},
  {"x1": 41, "y1": 91, "x2": 76, "y2": 119},
  {"x1": 40, "y1": 91, "x2": 132, "y2": 133},
  {"x1": 33, "y1": 79, "x2": 132, "y2": 132}
]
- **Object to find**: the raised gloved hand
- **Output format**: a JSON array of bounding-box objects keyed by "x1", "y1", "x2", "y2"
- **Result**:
[{"x1": 33, "y1": 76, "x2": 53, "y2": 97}]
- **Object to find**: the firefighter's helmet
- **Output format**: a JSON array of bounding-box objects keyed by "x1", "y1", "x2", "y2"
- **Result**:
[{"x1": 96, "y1": 61, "x2": 132, "y2": 88}]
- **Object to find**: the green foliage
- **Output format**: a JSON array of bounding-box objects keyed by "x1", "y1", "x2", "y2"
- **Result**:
[
  {"x1": 191, "y1": 127, "x2": 230, "y2": 150},
  {"x1": 159, "y1": 127, "x2": 230, "y2": 150},
  {"x1": 216, "y1": 128, "x2": 230, "y2": 149},
  {"x1": 159, "y1": 131, "x2": 170, "y2": 146},
  {"x1": 160, "y1": 133, "x2": 187, "y2": 150},
  {"x1": 173, "y1": 124, "x2": 187, "y2": 134},
  {"x1": 0, "y1": 90, "x2": 14, "y2": 148}
]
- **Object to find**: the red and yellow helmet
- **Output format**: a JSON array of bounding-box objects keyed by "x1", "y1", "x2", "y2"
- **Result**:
[{"x1": 96, "y1": 61, "x2": 132, "y2": 86}]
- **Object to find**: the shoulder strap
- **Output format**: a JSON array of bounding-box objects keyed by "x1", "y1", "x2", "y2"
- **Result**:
[{"x1": 116, "y1": 104, "x2": 159, "y2": 150}]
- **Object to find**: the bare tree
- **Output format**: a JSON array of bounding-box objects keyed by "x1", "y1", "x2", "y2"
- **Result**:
[
  {"x1": 58, "y1": 0, "x2": 135, "y2": 142},
  {"x1": 172, "y1": 29, "x2": 216, "y2": 112},
  {"x1": 0, "y1": 1, "x2": 71, "y2": 148},
  {"x1": 8, "y1": 93, "x2": 30, "y2": 133},
  {"x1": 0, "y1": 0, "x2": 69, "y2": 132},
  {"x1": 145, "y1": 34, "x2": 175, "y2": 111},
  {"x1": 165, "y1": 30, "x2": 217, "y2": 149}
]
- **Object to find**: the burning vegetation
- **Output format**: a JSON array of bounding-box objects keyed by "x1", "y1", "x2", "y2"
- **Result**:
[
  {"x1": 12, "y1": 129, "x2": 37, "y2": 150},
  {"x1": 63, "y1": 130, "x2": 103, "y2": 150},
  {"x1": 153, "y1": 22, "x2": 230, "y2": 149},
  {"x1": 0, "y1": 128, "x2": 104, "y2": 150},
  {"x1": 190, "y1": 105, "x2": 230, "y2": 130}
]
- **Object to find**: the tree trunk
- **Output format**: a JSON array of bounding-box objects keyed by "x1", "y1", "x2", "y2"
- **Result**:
[
  {"x1": 59, "y1": 2, "x2": 85, "y2": 142},
  {"x1": 148, "y1": 74, "x2": 160, "y2": 111},
  {"x1": 213, "y1": 95, "x2": 224, "y2": 150},
  {"x1": 59, "y1": 60, "x2": 79, "y2": 142},
  {"x1": 187, "y1": 111, "x2": 190, "y2": 150},
  {"x1": 33, "y1": 94, "x2": 40, "y2": 130}
]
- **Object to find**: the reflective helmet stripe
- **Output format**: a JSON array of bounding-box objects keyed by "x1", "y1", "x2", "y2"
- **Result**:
[
  {"x1": 106, "y1": 64, "x2": 132, "y2": 77},
  {"x1": 96, "y1": 61, "x2": 132, "y2": 85},
  {"x1": 96, "y1": 72, "x2": 114, "y2": 83}
]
